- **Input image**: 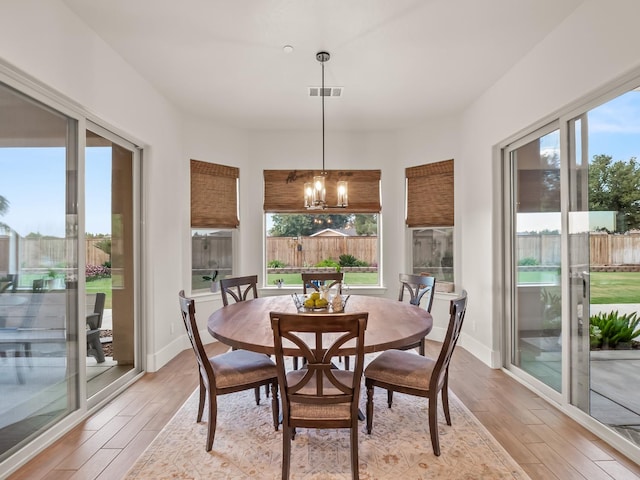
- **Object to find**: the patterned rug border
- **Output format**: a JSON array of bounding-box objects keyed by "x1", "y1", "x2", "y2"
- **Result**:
[{"x1": 126, "y1": 363, "x2": 532, "y2": 480}]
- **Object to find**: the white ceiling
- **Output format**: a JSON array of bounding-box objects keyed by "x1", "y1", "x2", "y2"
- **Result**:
[{"x1": 61, "y1": 0, "x2": 584, "y2": 131}]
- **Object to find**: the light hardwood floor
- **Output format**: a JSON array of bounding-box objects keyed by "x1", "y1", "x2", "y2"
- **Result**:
[{"x1": 7, "y1": 341, "x2": 640, "y2": 480}]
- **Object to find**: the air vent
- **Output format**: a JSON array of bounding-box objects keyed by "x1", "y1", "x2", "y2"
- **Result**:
[{"x1": 308, "y1": 87, "x2": 343, "y2": 97}]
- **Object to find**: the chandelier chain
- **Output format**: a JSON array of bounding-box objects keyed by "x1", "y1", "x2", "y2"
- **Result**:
[{"x1": 321, "y1": 57, "x2": 325, "y2": 173}]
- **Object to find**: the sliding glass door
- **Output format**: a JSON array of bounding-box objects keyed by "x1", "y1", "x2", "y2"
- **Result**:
[
  {"x1": 569, "y1": 90, "x2": 640, "y2": 445},
  {"x1": 0, "y1": 81, "x2": 141, "y2": 465},
  {"x1": 85, "y1": 126, "x2": 140, "y2": 401},
  {"x1": 506, "y1": 125, "x2": 563, "y2": 396},
  {"x1": 0, "y1": 83, "x2": 80, "y2": 461},
  {"x1": 505, "y1": 84, "x2": 640, "y2": 450}
]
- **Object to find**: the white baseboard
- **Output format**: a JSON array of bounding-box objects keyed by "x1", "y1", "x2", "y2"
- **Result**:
[
  {"x1": 148, "y1": 329, "x2": 499, "y2": 371},
  {"x1": 458, "y1": 332, "x2": 500, "y2": 368},
  {"x1": 147, "y1": 329, "x2": 222, "y2": 372},
  {"x1": 427, "y1": 326, "x2": 498, "y2": 368}
]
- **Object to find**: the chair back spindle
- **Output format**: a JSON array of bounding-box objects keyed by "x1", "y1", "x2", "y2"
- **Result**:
[
  {"x1": 430, "y1": 290, "x2": 468, "y2": 393},
  {"x1": 301, "y1": 272, "x2": 343, "y2": 294},
  {"x1": 220, "y1": 275, "x2": 259, "y2": 306},
  {"x1": 398, "y1": 273, "x2": 436, "y2": 310}
]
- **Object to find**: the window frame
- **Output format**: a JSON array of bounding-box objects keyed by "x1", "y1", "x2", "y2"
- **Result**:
[
  {"x1": 405, "y1": 160, "x2": 456, "y2": 290},
  {"x1": 263, "y1": 212, "x2": 382, "y2": 289},
  {"x1": 189, "y1": 160, "x2": 239, "y2": 293}
]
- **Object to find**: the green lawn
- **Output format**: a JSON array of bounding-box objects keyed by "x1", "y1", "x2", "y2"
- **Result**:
[
  {"x1": 192, "y1": 272, "x2": 381, "y2": 290},
  {"x1": 518, "y1": 270, "x2": 560, "y2": 284},
  {"x1": 18, "y1": 273, "x2": 113, "y2": 308},
  {"x1": 589, "y1": 272, "x2": 640, "y2": 304},
  {"x1": 519, "y1": 270, "x2": 639, "y2": 304},
  {"x1": 86, "y1": 278, "x2": 112, "y2": 308},
  {"x1": 267, "y1": 272, "x2": 379, "y2": 287}
]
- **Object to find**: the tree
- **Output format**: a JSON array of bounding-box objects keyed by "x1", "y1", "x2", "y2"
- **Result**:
[
  {"x1": 0, "y1": 195, "x2": 8, "y2": 216},
  {"x1": 354, "y1": 214, "x2": 377, "y2": 236},
  {"x1": 94, "y1": 238, "x2": 112, "y2": 267},
  {"x1": 589, "y1": 155, "x2": 640, "y2": 232},
  {"x1": 269, "y1": 214, "x2": 351, "y2": 237},
  {"x1": 0, "y1": 195, "x2": 8, "y2": 232}
]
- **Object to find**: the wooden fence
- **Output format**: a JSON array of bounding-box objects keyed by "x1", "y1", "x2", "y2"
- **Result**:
[
  {"x1": 519, "y1": 232, "x2": 640, "y2": 266},
  {"x1": 590, "y1": 233, "x2": 640, "y2": 265},
  {"x1": 265, "y1": 236, "x2": 378, "y2": 267},
  {"x1": 2, "y1": 233, "x2": 638, "y2": 279}
]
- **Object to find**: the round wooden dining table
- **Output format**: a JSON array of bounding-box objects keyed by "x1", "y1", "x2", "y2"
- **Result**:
[{"x1": 207, "y1": 294, "x2": 433, "y2": 356}]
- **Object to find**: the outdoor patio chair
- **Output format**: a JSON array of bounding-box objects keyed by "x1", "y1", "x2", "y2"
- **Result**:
[{"x1": 86, "y1": 292, "x2": 106, "y2": 363}]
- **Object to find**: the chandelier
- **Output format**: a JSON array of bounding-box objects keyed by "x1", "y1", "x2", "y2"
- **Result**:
[{"x1": 304, "y1": 51, "x2": 348, "y2": 209}]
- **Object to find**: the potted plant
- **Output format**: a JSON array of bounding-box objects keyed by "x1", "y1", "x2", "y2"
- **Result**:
[
  {"x1": 203, "y1": 269, "x2": 219, "y2": 293},
  {"x1": 46, "y1": 268, "x2": 60, "y2": 290},
  {"x1": 274, "y1": 278, "x2": 284, "y2": 288}
]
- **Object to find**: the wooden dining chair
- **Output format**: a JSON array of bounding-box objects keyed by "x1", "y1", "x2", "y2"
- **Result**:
[
  {"x1": 270, "y1": 310, "x2": 368, "y2": 480},
  {"x1": 220, "y1": 274, "x2": 259, "y2": 305},
  {"x1": 301, "y1": 271, "x2": 343, "y2": 294},
  {"x1": 300, "y1": 271, "x2": 347, "y2": 369},
  {"x1": 178, "y1": 290, "x2": 279, "y2": 451},
  {"x1": 364, "y1": 290, "x2": 468, "y2": 456},
  {"x1": 398, "y1": 273, "x2": 436, "y2": 356},
  {"x1": 219, "y1": 275, "x2": 269, "y2": 397}
]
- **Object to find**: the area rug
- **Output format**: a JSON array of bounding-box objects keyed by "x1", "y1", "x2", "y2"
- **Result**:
[{"x1": 125, "y1": 372, "x2": 530, "y2": 479}]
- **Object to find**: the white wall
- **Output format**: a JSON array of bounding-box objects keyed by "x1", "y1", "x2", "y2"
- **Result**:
[
  {"x1": 178, "y1": 115, "x2": 249, "y2": 354},
  {"x1": 0, "y1": 0, "x2": 185, "y2": 371},
  {"x1": 243, "y1": 129, "x2": 398, "y2": 289},
  {"x1": 454, "y1": 0, "x2": 640, "y2": 365}
]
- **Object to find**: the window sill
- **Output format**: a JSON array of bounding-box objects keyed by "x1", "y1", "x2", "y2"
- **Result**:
[{"x1": 259, "y1": 285, "x2": 388, "y2": 297}]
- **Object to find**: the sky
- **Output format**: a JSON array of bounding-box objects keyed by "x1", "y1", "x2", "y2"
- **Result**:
[
  {"x1": 517, "y1": 90, "x2": 640, "y2": 233},
  {"x1": 2, "y1": 92, "x2": 640, "y2": 238},
  {"x1": 0, "y1": 147, "x2": 111, "y2": 237}
]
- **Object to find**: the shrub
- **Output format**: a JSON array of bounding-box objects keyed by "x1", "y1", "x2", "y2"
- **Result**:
[
  {"x1": 315, "y1": 258, "x2": 340, "y2": 269},
  {"x1": 590, "y1": 325, "x2": 602, "y2": 349},
  {"x1": 267, "y1": 259, "x2": 286, "y2": 268},
  {"x1": 86, "y1": 264, "x2": 111, "y2": 281},
  {"x1": 518, "y1": 257, "x2": 539, "y2": 266},
  {"x1": 541, "y1": 289, "x2": 561, "y2": 317},
  {"x1": 590, "y1": 310, "x2": 640, "y2": 349},
  {"x1": 338, "y1": 254, "x2": 368, "y2": 267}
]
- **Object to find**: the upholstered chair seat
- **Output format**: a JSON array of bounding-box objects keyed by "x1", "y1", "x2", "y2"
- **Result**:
[
  {"x1": 211, "y1": 349, "x2": 280, "y2": 389},
  {"x1": 364, "y1": 349, "x2": 436, "y2": 390}
]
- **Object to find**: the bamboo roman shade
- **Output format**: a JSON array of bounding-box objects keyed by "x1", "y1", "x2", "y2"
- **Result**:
[
  {"x1": 191, "y1": 159, "x2": 239, "y2": 228},
  {"x1": 263, "y1": 169, "x2": 381, "y2": 213},
  {"x1": 406, "y1": 159, "x2": 454, "y2": 228}
]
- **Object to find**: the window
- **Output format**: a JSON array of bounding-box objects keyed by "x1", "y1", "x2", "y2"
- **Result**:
[
  {"x1": 406, "y1": 160, "x2": 455, "y2": 289},
  {"x1": 190, "y1": 160, "x2": 238, "y2": 292},
  {"x1": 191, "y1": 229, "x2": 233, "y2": 290},
  {"x1": 265, "y1": 213, "x2": 379, "y2": 287},
  {"x1": 263, "y1": 169, "x2": 381, "y2": 287},
  {"x1": 410, "y1": 227, "x2": 454, "y2": 283}
]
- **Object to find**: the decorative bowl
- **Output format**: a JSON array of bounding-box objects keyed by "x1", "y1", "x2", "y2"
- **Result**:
[{"x1": 291, "y1": 293, "x2": 350, "y2": 313}]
